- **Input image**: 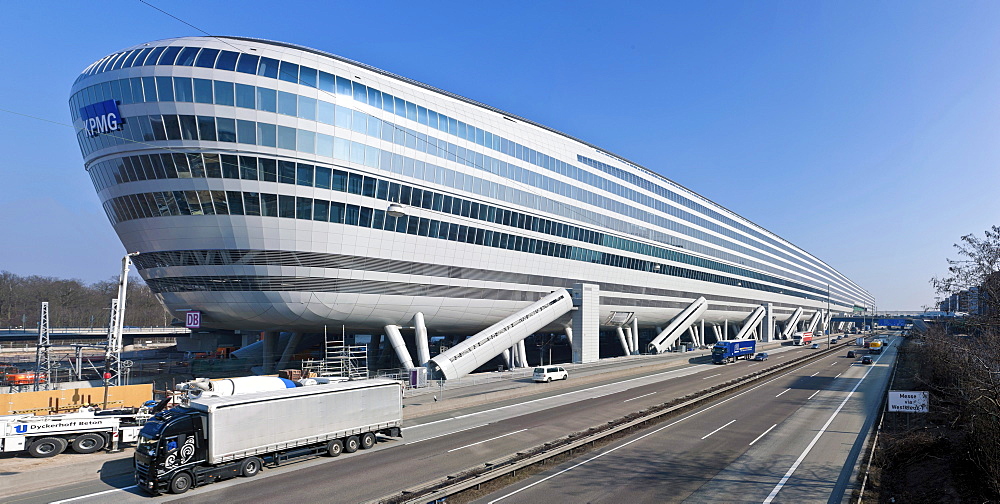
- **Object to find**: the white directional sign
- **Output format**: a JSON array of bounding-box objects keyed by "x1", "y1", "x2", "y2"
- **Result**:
[
  {"x1": 888, "y1": 390, "x2": 929, "y2": 413},
  {"x1": 185, "y1": 311, "x2": 202, "y2": 329}
]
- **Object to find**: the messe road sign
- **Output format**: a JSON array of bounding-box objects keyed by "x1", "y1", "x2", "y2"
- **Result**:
[
  {"x1": 185, "y1": 311, "x2": 202, "y2": 329},
  {"x1": 888, "y1": 390, "x2": 929, "y2": 413}
]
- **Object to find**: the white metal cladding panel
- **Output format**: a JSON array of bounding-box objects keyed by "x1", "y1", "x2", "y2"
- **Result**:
[{"x1": 201, "y1": 381, "x2": 401, "y2": 463}]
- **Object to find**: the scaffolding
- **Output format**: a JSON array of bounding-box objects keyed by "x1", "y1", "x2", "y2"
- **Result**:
[{"x1": 302, "y1": 328, "x2": 368, "y2": 380}]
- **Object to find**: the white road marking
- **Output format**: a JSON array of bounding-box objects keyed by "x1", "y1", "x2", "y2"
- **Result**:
[
  {"x1": 775, "y1": 388, "x2": 791, "y2": 398},
  {"x1": 447, "y1": 429, "x2": 527, "y2": 452},
  {"x1": 406, "y1": 423, "x2": 484, "y2": 445},
  {"x1": 835, "y1": 372, "x2": 842, "y2": 379},
  {"x1": 807, "y1": 390, "x2": 820, "y2": 400},
  {"x1": 701, "y1": 419, "x2": 737, "y2": 440},
  {"x1": 702, "y1": 373, "x2": 722, "y2": 380},
  {"x1": 810, "y1": 372, "x2": 819, "y2": 377},
  {"x1": 749, "y1": 424, "x2": 778, "y2": 446},
  {"x1": 831, "y1": 362, "x2": 838, "y2": 366},
  {"x1": 763, "y1": 338, "x2": 893, "y2": 503},
  {"x1": 49, "y1": 485, "x2": 137, "y2": 504},
  {"x1": 624, "y1": 392, "x2": 656, "y2": 402},
  {"x1": 487, "y1": 366, "x2": 808, "y2": 503}
]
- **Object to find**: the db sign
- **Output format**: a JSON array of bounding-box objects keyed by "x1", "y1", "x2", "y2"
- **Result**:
[{"x1": 185, "y1": 311, "x2": 202, "y2": 329}]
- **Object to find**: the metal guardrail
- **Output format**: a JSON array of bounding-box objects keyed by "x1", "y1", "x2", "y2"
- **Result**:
[{"x1": 370, "y1": 343, "x2": 847, "y2": 504}]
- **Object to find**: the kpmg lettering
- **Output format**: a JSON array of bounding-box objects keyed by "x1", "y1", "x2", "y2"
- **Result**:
[{"x1": 80, "y1": 100, "x2": 122, "y2": 137}]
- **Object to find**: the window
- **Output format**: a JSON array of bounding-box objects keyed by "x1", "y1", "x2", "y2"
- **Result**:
[
  {"x1": 278, "y1": 61, "x2": 298, "y2": 83},
  {"x1": 313, "y1": 200, "x2": 329, "y2": 221},
  {"x1": 257, "y1": 57, "x2": 279, "y2": 78},
  {"x1": 162, "y1": 115, "x2": 181, "y2": 140},
  {"x1": 179, "y1": 115, "x2": 198, "y2": 140},
  {"x1": 197, "y1": 116, "x2": 216, "y2": 141},
  {"x1": 296, "y1": 197, "x2": 312, "y2": 219},
  {"x1": 259, "y1": 159, "x2": 277, "y2": 182},
  {"x1": 239, "y1": 156, "x2": 258, "y2": 180},
  {"x1": 315, "y1": 166, "x2": 332, "y2": 189},
  {"x1": 214, "y1": 81, "x2": 235, "y2": 106},
  {"x1": 155, "y1": 76, "x2": 174, "y2": 101},
  {"x1": 236, "y1": 54, "x2": 259, "y2": 74},
  {"x1": 221, "y1": 155, "x2": 239, "y2": 179},
  {"x1": 243, "y1": 192, "x2": 261, "y2": 216},
  {"x1": 278, "y1": 161, "x2": 296, "y2": 184},
  {"x1": 193, "y1": 79, "x2": 213, "y2": 103},
  {"x1": 194, "y1": 48, "x2": 219, "y2": 68},
  {"x1": 157, "y1": 46, "x2": 182, "y2": 65},
  {"x1": 215, "y1": 51, "x2": 239, "y2": 71},
  {"x1": 277, "y1": 126, "x2": 296, "y2": 150},
  {"x1": 174, "y1": 78, "x2": 193, "y2": 102},
  {"x1": 175, "y1": 47, "x2": 199, "y2": 66},
  {"x1": 256, "y1": 87, "x2": 276, "y2": 112},
  {"x1": 142, "y1": 47, "x2": 165, "y2": 66},
  {"x1": 257, "y1": 123, "x2": 276, "y2": 147},
  {"x1": 204, "y1": 154, "x2": 222, "y2": 178},
  {"x1": 278, "y1": 195, "x2": 295, "y2": 218},
  {"x1": 299, "y1": 96, "x2": 316, "y2": 121},
  {"x1": 236, "y1": 120, "x2": 256, "y2": 144},
  {"x1": 278, "y1": 91, "x2": 297, "y2": 116},
  {"x1": 235, "y1": 84, "x2": 255, "y2": 109},
  {"x1": 261, "y1": 194, "x2": 278, "y2": 217},
  {"x1": 216, "y1": 117, "x2": 236, "y2": 142},
  {"x1": 296, "y1": 164, "x2": 314, "y2": 186},
  {"x1": 226, "y1": 191, "x2": 244, "y2": 215}
]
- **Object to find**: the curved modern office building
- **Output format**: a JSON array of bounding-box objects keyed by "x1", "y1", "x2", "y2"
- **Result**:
[{"x1": 71, "y1": 37, "x2": 873, "y2": 358}]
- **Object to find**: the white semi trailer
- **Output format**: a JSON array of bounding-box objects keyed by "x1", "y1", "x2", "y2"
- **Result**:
[
  {"x1": 1, "y1": 409, "x2": 149, "y2": 457},
  {"x1": 134, "y1": 378, "x2": 403, "y2": 495}
]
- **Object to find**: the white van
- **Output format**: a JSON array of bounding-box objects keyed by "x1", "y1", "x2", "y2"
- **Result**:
[{"x1": 533, "y1": 366, "x2": 568, "y2": 382}]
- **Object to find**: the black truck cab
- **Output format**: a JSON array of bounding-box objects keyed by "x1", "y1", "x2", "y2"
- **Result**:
[{"x1": 134, "y1": 408, "x2": 213, "y2": 495}]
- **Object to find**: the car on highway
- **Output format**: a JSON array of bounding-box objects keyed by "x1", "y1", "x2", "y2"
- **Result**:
[
  {"x1": 847, "y1": 350, "x2": 856, "y2": 358},
  {"x1": 861, "y1": 356, "x2": 873, "y2": 365},
  {"x1": 533, "y1": 366, "x2": 568, "y2": 382},
  {"x1": 810, "y1": 343, "x2": 820, "y2": 349},
  {"x1": 753, "y1": 352, "x2": 769, "y2": 361}
]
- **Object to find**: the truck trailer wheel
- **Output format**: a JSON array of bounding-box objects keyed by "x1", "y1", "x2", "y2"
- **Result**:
[
  {"x1": 28, "y1": 437, "x2": 68, "y2": 458},
  {"x1": 240, "y1": 457, "x2": 262, "y2": 477},
  {"x1": 360, "y1": 432, "x2": 376, "y2": 450},
  {"x1": 169, "y1": 472, "x2": 193, "y2": 494},
  {"x1": 71, "y1": 433, "x2": 106, "y2": 454},
  {"x1": 325, "y1": 439, "x2": 343, "y2": 457},
  {"x1": 345, "y1": 435, "x2": 360, "y2": 453}
]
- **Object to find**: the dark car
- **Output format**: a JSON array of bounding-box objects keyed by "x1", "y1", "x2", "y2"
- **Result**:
[
  {"x1": 847, "y1": 350, "x2": 856, "y2": 358},
  {"x1": 861, "y1": 355, "x2": 873, "y2": 365}
]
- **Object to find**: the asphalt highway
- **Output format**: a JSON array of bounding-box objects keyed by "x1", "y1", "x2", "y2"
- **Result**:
[
  {"x1": 5, "y1": 341, "x2": 868, "y2": 504},
  {"x1": 474, "y1": 338, "x2": 897, "y2": 504}
]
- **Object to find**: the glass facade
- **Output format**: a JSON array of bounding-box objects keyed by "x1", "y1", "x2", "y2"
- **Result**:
[{"x1": 71, "y1": 37, "x2": 874, "y2": 322}]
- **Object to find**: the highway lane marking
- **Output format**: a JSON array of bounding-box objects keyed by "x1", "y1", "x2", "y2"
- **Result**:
[
  {"x1": 405, "y1": 423, "x2": 485, "y2": 445},
  {"x1": 49, "y1": 485, "x2": 137, "y2": 504},
  {"x1": 702, "y1": 373, "x2": 722, "y2": 380},
  {"x1": 624, "y1": 392, "x2": 656, "y2": 402},
  {"x1": 807, "y1": 390, "x2": 820, "y2": 400},
  {"x1": 409, "y1": 364, "x2": 713, "y2": 430},
  {"x1": 810, "y1": 372, "x2": 819, "y2": 377},
  {"x1": 447, "y1": 429, "x2": 528, "y2": 452},
  {"x1": 701, "y1": 419, "x2": 737, "y2": 440},
  {"x1": 830, "y1": 362, "x2": 838, "y2": 366},
  {"x1": 775, "y1": 388, "x2": 791, "y2": 398},
  {"x1": 763, "y1": 338, "x2": 895, "y2": 504},
  {"x1": 749, "y1": 424, "x2": 778, "y2": 446},
  {"x1": 835, "y1": 372, "x2": 843, "y2": 379},
  {"x1": 487, "y1": 365, "x2": 809, "y2": 503}
]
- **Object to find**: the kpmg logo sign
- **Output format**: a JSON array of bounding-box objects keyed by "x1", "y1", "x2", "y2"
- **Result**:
[{"x1": 80, "y1": 99, "x2": 122, "y2": 137}]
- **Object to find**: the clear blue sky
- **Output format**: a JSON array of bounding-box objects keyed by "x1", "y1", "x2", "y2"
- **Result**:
[{"x1": 1, "y1": 1, "x2": 998, "y2": 310}]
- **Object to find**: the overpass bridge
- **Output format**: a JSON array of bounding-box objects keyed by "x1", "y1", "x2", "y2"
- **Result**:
[{"x1": 0, "y1": 327, "x2": 191, "y2": 346}]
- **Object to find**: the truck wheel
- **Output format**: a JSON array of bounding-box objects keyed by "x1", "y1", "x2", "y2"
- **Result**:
[
  {"x1": 71, "y1": 433, "x2": 106, "y2": 454},
  {"x1": 240, "y1": 457, "x2": 262, "y2": 477},
  {"x1": 325, "y1": 439, "x2": 344, "y2": 457},
  {"x1": 360, "y1": 432, "x2": 376, "y2": 450},
  {"x1": 169, "y1": 472, "x2": 193, "y2": 494},
  {"x1": 345, "y1": 435, "x2": 360, "y2": 453},
  {"x1": 28, "y1": 437, "x2": 67, "y2": 458}
]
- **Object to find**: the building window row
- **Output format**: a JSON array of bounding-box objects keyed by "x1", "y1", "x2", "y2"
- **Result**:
[{"x1": 102, "y1": 189, "x2": 838, "y2": 305}]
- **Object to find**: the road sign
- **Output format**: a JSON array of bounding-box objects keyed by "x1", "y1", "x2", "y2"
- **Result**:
[
  {"x1": 888, "y1": 390, "x2": 929, "y2": 413},
  {"x1": 185, "y1": 311, "x2": 202, "y2": 329}
]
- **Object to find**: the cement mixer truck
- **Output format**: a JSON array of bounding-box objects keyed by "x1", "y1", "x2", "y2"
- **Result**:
[{"x1": 135, "y1": 378, "x2": 403, "y2": 495}]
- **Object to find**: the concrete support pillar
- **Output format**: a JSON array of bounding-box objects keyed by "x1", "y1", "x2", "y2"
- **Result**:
[
  {"x1": 501, "y1": 348, "x2": 511, "y2": 369},
  {"x1": 414, "y1": 312, "x2": 430, "y2": 367},
  {"x1": 616, "y1": 326, "x2": 630, "y2": 356},
  {"x1": 700, "y1": 319, "x2": 705, "y2": 347},
  {"x1": 724, "y1": 319, "x2": 729, "y2": 340},
  {"x1": 571, "y1": 283, "x2": 600, "y2": 364},
  {"x1": 631, "y1": 317, "x2": 640, "y2": 355},
  {"x1": 262, "y1": 331, "x2": 278, "y2": 373},
  {"x1": 761, "y1": 303, "x2": 775, "y2": 342},
  {"x1": 564, "y1": 327, "x2": 573, "y2": 351},
  {"x1": 384, "y1": 325, "x2": 415, "y2": 370},
  {"x1": 518, "y1": 339, "x2": 529, "y2": 368},
  {"x1": 623, "y1": 327, "x2": 634, "y2": 353},
  {"x1": 276, "y1": 331, "x2": 302, "y2": 371}
]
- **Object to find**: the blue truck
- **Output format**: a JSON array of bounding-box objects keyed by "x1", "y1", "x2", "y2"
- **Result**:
[{"x1": 712, "y1": 339, "x2": 757, "y2": 364}]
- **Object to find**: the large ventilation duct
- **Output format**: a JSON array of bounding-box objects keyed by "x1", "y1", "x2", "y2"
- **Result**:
[
  {"x1": 806, "y1": 310, "x2": 822, "y2": 334},
  {"x1": 414, "y1": 312, "x2": 430, "y2": 367},
  {"x1": 427, "y1": 289, "x2": 574, "y2": 380},
  {"x1": 734, "y1": 306, "x2": 767, "y2": 340},
  {"x1": 781, "y1": 307, "x2": 803, "y2": 339},
  {"x1": 647, "y1": 297, "x2": 708, "y2": 354},
  {"x1": 384, "y1": 325, "x2": 415, "y2": 370}
]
